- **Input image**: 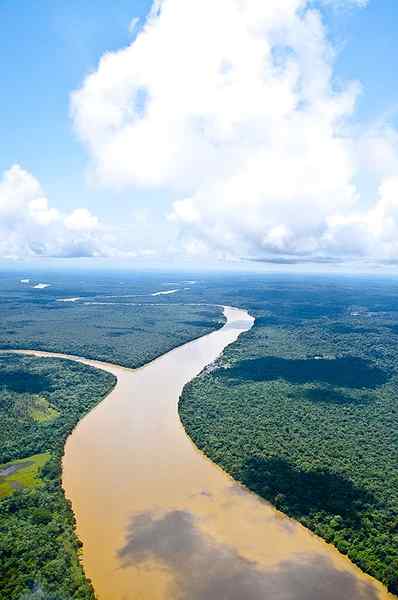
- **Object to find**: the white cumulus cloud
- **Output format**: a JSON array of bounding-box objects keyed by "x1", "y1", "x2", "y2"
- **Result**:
[
  {"x1": 72, "y1": 0, "x2": 398, "y2": 265},
  {"x1": 0, "y1": 164, "x2": 104, "y2": 259},
  {"x1": 64, "y1": 208, "x2": 99, "y2": 231}
]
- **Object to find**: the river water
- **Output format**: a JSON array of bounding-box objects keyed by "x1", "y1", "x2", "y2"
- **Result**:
[{"x1": 17, "y1": 307, "x2": 393, "y2": 599}]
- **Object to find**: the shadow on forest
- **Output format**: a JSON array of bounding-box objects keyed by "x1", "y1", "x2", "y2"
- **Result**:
[
  {"x1": 105, "y1": 331, "x2": 130, "y2": 337},
  {"x1": 300, "y1": 387, "x2": 373, "y2": 406},
  {"x1": 0, "y1": 370, "x2": 52, "y2": 394},
  {"x1": 239, "y1": 456, "x2": 375, "y2": 521},
  {"x1": 218, "y1": 356, "x2": 389, "y2": 389}
]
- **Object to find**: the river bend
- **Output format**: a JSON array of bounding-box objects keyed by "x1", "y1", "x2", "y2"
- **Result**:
[{"x1": 14, "y1": 307, "x2": 393, "y2": 600}]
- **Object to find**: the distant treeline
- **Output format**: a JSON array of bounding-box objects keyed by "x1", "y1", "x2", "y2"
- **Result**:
[{"x1": 0, "y1": 274, "x2": 225, "y2": 368}]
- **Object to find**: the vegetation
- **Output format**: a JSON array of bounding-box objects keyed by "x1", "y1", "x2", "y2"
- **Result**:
[
  {"x1": 6, "y1": 270, "x2": 398, "y2": 595},
  {"x1": 0, "y1": 272, "x2": 224, "y2": 368},
  {"x1": 0, "y1": 354, "x2": 115, "y2": 600},
  {"x1": 180, "y1": 277, "x2": 398, "y2": 596},
  {"x1": 0, "y1": 272, "x2": 227, "y2": 599},
  {"x1": 0, "y1": 454, "x2": 50, "y2": 498}
]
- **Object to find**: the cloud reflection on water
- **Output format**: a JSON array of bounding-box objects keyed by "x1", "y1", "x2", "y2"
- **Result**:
[{"x1": 118, "y1": 509, "x2": 379, "y2": 600}]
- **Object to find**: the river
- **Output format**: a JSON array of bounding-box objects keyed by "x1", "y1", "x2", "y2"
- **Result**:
[{"x1": 17, "y1": 307, "x2": 393, "y2": 599}]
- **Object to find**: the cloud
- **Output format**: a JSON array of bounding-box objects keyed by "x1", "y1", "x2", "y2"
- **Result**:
[
  {"x1": 64, "y1": 208, "x2": 99, "y2": 231},
  {"x1": 0, "y1": 164, "x2": 104, "y2": 259},
  {"x1": 117, "y1": 509, "x2": 379, "y2": 599},
  {"x1": 72, "y1": 0, "x2": 398, "y2": 266},
  {"x1": 128, "y1": 17, "x2": 140, "y2": 35},
  {"x1": 324, "y1": 176, "x2": 398, "y2": 260}
]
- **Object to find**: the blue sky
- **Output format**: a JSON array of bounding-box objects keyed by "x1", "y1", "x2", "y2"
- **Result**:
[
  {"x1": 1, "y1": 0, "x2": 398, "y2": 271},
  {"x1": 0, "y1": 0, "x2": 153, "y2": 221},
  {"x1": 328, "y1": 2, "x2": 398, "y2": 123}
]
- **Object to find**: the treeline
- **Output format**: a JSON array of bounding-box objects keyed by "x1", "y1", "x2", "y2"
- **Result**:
[
  {"x1": 0, "y1": 354, "x2": 115, "y2": 599},
  {"x1": 0, "y1": 290, "x2": 224, "y2": 369}
]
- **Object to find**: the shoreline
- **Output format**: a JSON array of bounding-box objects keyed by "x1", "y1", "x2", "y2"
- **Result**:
[{"x1": 3, "y1": 306, "x2": 394, "y2": 600}]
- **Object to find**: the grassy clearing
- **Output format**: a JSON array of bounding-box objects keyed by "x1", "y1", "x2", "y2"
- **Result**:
[
  {"x1": 30, "y1": 396, "x2": 60, "y2": 422},
  {"x1": 0, "y1": 452, "x2": 50, "y2": 498},
  {"x1": 0, "y1": 354, "x2": 116, "y2": 598}
]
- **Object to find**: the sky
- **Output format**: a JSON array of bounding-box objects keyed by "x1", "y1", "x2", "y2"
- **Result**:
[{"x1": 1, "y1": 0, "x2": 398, "y2": 272}]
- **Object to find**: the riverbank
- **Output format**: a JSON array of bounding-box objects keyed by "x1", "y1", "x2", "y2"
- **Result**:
[
  {"x1": 0, "y1": 354, "x2": 115, "y2": 599},
  {"x1": 180, "y1": 307, "x2": 398, "y2": 597},
  {"x1": 18, "y1": 307, "x2": 392, "y2": 600}
]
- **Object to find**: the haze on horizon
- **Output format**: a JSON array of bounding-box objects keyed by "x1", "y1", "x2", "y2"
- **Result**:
[{"x1": 1, "y1": 0, "x2": 398, "y2": 274}]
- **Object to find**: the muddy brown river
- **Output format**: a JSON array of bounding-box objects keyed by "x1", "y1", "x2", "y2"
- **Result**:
[{"x1": 17, "y1": 307, "x2": 393, "y2": 599}]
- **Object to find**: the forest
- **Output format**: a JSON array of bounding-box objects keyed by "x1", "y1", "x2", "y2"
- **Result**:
[
  {"x1": 180, "y1": 275, "x2": 398, "y2": 596},
  {"x1": 0, "y1": 272, "x2": 228, "y2": 599},
  {"x1": 0, "y1": 353, "x2": 115, "y2": 599},
  {"x1": 5, "y1": 271, "x2": 398, "y2": 596},
  {"x1": 0, "y1": 272, "x2": 225, "y2": 368}
]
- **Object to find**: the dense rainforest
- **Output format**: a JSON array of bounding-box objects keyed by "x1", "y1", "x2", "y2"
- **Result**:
[
  {"x1": 0, "y1": 273, "x2": 224, "y2": 368},
  {"x1": 5, "y1": 271, "x2": 398, "y2": 596},
  {"x1": 0, "y1": 272, "x2": 227, "y2": 599},
  {"x1": 180, "y1": 276, "x2": 398, "y2": 596},
  {"x1": 0, "y1": 354, "x2": 116, "y2": 599}
]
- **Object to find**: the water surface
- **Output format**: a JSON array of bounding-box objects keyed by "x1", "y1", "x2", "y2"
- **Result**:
[{"x1": 19, "y1": 308, "x2": 393, "y2": 599}]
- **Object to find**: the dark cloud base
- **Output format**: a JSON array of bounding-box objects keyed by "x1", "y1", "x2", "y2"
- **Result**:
[{"x1": 118, "y1": 509, "x2": 378, "y2": 600}]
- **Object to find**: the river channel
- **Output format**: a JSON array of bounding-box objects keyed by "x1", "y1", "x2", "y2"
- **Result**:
[{"x1": 17, "y1": 307, "x2": 393, "y2": 599}]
